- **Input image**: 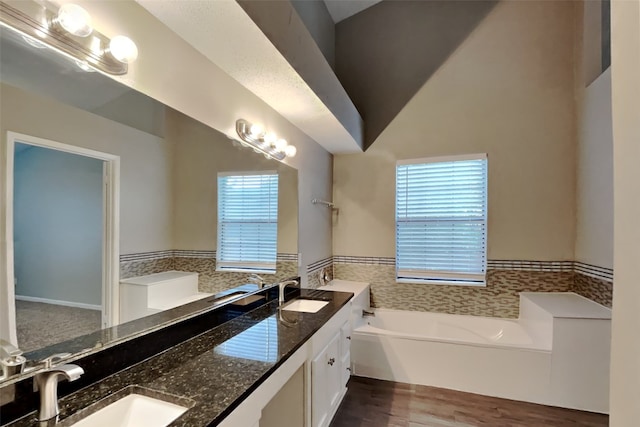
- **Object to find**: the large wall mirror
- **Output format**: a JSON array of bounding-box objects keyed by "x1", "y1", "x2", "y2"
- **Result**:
[{"x1": 0, "y1": 26, "x2": 299, "y2": 380}]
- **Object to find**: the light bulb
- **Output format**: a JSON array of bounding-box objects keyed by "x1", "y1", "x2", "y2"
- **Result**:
[
  {"x1": 249, "y1": 124, "x2": 264, "y2": 138},
  {"x1": 263, "y1": 132, "x2": 277, "y2": 145},
  {"x1": 109, "y1": 36, "x2": 138, "y2": 63},
  {"x1": 284, "y1": 145, "x2": 297, "y2": 157},
  {"x1": 57, "y1": 4, "x2": 93, "y2": 37},
  {"x1": 275, "y1": 138, "x2": 288, "y2": 151}
]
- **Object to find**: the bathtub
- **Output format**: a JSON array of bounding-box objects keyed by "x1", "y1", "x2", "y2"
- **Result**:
[
  {"x1": 356, "y1": 309, "x2": 544, "y2": 350},
  {"x1": 351, "y1": 294, "x2": 611, "y2": 413}
]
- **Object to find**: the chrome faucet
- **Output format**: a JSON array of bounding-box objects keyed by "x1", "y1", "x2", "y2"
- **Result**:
[
  {"x1": 0, "y1": 339, "x2": 26, "y2": 378},
  {"x1": 278, "y1": 280, "x2": 299, "y2": 304},
  {"x1": 248, "y1": 273, "x2": 268, "y2": 288},
  {"x1": 34, "y1": 364, "x2": 84, "y2": 423},
  {"x1": 362, "y1": 309, "x2": 375, "y2": 317}
]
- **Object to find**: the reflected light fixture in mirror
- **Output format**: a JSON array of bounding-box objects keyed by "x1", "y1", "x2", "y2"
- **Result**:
[
  {"x1": 0, "y1": 0, "x2": 138, "y2": 75},
  {"x1": 236, "y1": 119, "x2": 297, "y2": 161}
]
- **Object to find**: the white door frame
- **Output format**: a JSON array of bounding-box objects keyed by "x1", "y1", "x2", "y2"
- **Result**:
[{"x1": 2, "y1": 131, "x2": 120, "y2": 345}]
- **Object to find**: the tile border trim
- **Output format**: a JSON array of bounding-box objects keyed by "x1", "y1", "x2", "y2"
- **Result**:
[
  {"x1": 331, "y1": 256, "x2": 613, "y2": 282},
  {"x1": 121, "y1": 253, "x2": 613, "y2": 283},
  {"x1": 119, "y1": 250, "x2": 174, "y2": 262},
  {"x1": 574, "y1": 261, "x2": 613, "y2": 282},
  {"x1": 487, "y1": 260, "x2": 574, "y2": 272},
  {"x1": 121, "y1": 250, "x2": 297, "y2": 263},
  {"x1": 307, "y1": 257, "x2": 333, "y2": 273}
]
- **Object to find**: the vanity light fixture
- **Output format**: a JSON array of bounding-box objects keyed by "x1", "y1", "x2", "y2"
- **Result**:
[
  {"x1": 107, "y1": 35, "x2": 138, "y2": 63},
  {"x1": 0, "y1": 0, "x2": 138, "y2": 75},
  {"x1": 236, "y1": 119, "x2": 297, "y2": 161},
  {"x1": 52, "y1": 3, "x2": 93, "y2": 37}
]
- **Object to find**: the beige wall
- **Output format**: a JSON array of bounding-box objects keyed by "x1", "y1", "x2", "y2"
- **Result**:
[
  {"x1": 575, "y1": 69, "x2": 614, "y2": 269},
  {"x1": 333, "y1": 1, "x2": 577, "y2": 261},
  {"x1": 168, "y1": 109, "x2": 298, "y2": 254},
  {"x1": 65, "y1": 0, "x2": 333, "y2": 284},
  {"x1": 610, "y1": 0, "x2": 640, "y2": 423},
  {"x1": 0, "y1": 83, "x2": 173, "y2": 254}
]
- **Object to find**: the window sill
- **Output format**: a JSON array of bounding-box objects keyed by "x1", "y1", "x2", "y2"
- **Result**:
[{"x1": 396, "y1": 278, "x2": 486, "y2": 287}]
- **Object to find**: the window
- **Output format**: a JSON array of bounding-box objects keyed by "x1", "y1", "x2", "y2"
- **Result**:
[
  {"x1": 396, "y1": 154, "x2": 488, "y2": 286},
  {"x1": 215, "y1": 317, "x2": 277, "y2": 362},
  {"x1": 217, "y1": 172, "x2": 278, "y2": 273}
]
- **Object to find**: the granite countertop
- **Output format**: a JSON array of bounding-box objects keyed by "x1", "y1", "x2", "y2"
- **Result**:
[{"x1": 7, "y1": 289, "x2": 353, "y2": 427}]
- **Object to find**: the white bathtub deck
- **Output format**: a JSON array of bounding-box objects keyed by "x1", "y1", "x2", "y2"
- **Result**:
[{"x1": 351, "y1": 292, "x2": 611, "y2": 414}]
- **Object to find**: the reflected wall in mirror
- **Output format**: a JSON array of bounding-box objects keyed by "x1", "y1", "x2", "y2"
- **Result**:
[{"x1": 0, "y1": 26, "x2": 298, "y2": 368}]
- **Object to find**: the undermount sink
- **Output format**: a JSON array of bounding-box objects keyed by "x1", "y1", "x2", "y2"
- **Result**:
[
  {"x1": 70, "y1": 389, "x2": 189, "y2": 427},
  {"x1": 282, "y1": 299, "x2": 329, "y2": 313}
]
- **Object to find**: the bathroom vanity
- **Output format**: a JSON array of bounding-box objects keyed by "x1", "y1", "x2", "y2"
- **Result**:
[{"x1": 1, "y1": 286, "x2": 355, "y2": 427}]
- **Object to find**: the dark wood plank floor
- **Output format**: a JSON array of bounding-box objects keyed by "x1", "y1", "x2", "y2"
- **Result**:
[{"x1": 330, "y1": 377, "x2": 609, "y2": 427}]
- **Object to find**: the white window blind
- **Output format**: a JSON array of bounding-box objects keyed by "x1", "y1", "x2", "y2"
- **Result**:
[
  {"x1": 396, "y1": 154, "x2": 488, "y2": 286},
  {"x1": 217, "y1": 172, "x2": 278, "y2": 272},
  {"x1": 214, "y1": 317, "x2": 278, "y2": 362}
]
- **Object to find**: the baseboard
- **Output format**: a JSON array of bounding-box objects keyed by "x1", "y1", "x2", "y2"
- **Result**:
[{"x1": 15, "y1": 295, "x2": 101, "y2": 311}]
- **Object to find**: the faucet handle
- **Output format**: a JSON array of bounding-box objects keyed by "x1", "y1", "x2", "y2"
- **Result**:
[{"x1": 41, "y1": 353, "x2": 72, "y2": 369}]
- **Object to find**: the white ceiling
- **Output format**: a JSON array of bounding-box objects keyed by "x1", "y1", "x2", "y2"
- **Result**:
[
  {"x1": 136, "y1": 0, "x2": 362, "y2": 154},
  {"x1": 324, "y1": 0, "x2": 383, "y2": 23}
]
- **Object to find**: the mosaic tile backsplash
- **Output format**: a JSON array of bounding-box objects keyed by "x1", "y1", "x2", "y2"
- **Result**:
[
  {"x1": 120, "y1": 251, "x2": 298, "y2": 295},
  {"x1": 571, "y1": 273, "x2": 613, "y2": 308},
  {"x1": 326, "y1": 257, "x2": 613, "y2": 318},
  {"x1": 306, "y1": 256, "x2": 334, "y2": 289},
  {"x1": 122, "y1": 252, "x2": 613, "y2": 318},
  {"x1": 333, "y1": 263, "x2": 574, "y2": 318}
]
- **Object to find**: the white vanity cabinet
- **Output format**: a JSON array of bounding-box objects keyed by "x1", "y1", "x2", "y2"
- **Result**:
[
  {"x1": 221, "y1": 281, "x2": 371, "y2": 427},
  {"x1": 311, "y1": 319, "x2": 352, "y2": 427},
  {"x1": 311, "y1": 331, "x2": 342, "y2": 427}
]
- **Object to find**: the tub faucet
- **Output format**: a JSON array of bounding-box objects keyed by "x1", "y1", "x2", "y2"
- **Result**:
[
  {"x1": 362, "y1": 309, "x2": 375, "y2": 317},
  {"x1": 248, "y1": 273, "x2": 268, "y2": 288},
  {"x1": 34, "y1": 364, "x2": 84, "y2": 423},
  {"x1": 278, "y1": 280, "x2": 299, "y2": 304}
]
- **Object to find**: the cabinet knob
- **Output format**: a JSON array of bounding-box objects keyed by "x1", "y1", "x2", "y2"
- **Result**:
[
  {"x1": 328, "y1": 357, "x2": 335, "y2": 366},
  {"x1": 346, "y1": 367, "x2": 352, "y2": 372},
  {"x1": 346, "y1": 336, "x2": 351, "y2": 340}
]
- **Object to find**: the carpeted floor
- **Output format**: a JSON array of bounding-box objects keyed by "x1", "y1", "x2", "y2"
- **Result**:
[{"x1": 15, "y1": 300, "x2": 102, "y2": 352}]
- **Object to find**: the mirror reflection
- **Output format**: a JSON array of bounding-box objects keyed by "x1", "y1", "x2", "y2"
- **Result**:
[{"x1": 0, "y1": 26, "x2": 299, "y2": 372}]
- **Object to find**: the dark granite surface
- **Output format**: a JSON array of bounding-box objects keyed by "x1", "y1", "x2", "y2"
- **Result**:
[
  {"x1": 5, "y1": 289, "x2": 353, "y2": 427},
  {"x1": 17, "y1": 285, "x2": 267, "y2": 369}
]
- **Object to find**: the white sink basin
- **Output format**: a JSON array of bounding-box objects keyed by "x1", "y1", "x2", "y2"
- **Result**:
[
  {"x1": 71, "y1": 393, "x2": 188, "y2": 427},
  {"x1": 282, "y1": 299, "x2": 329, "y2": 313}
]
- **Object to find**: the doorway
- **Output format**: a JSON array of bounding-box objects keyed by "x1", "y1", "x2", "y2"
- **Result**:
[{"x1": 1, "y1": 131, "x2": 119, "y2": 351}]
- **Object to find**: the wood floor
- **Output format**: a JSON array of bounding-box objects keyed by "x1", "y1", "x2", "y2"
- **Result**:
[{"x1": 330, "y1": 377, "x2": 609, "y2": 427}]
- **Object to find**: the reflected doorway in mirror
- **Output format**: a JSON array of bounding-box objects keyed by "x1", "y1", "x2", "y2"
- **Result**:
[{"x1": 1, "y1": 131, "x2": 120, "y2": 354}]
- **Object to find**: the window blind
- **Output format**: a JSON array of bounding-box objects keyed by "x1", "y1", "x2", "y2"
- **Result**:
[
  {"x1": 217, "y1": 172, "x2": 278, "y2": 272},
  {"x1": 214, "y1": 317, "x2": 278, "y2": 362},
  {"x1": 396, "y1": 154, "x2": 487, "y2": 285}
]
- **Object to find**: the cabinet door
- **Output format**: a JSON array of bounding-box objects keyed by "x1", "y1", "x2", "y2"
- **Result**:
[
  {"x1": 340, "y1": 321, "x2": 352, "y2": 387},
  {"x1": 325, "y1": 333, "x2": 342, "y2": 417},
  {"x1": 311, "y1": 332, "x2": 341, "y2": 427}
]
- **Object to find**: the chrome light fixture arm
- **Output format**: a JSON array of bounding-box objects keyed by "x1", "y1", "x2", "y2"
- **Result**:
[{"x1": 235, "y1": 119, "x2": 297, "y2": 161}]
